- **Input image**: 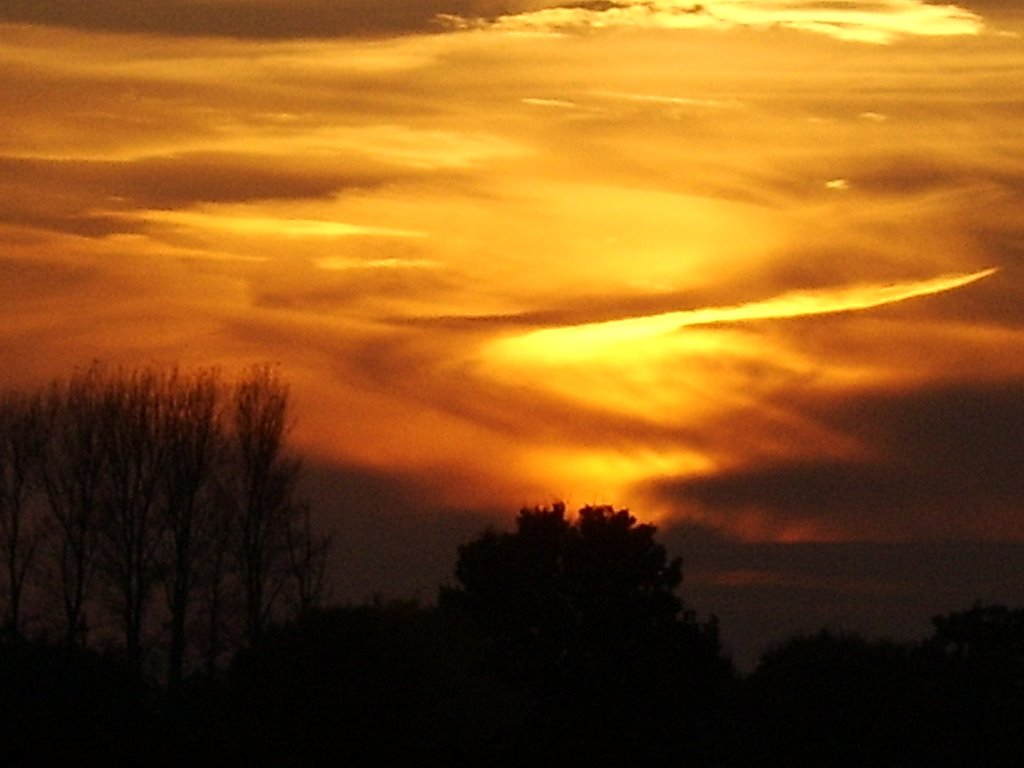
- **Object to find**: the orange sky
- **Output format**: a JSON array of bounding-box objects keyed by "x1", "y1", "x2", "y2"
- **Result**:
[{"x1": 3, "y1": 1, "x2": 1024, "y2": 663}]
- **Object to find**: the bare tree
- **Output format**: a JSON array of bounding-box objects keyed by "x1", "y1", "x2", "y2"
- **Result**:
[
  {"x1": 286, "y1": 502, "x2": 333, "y2": 619},
  {"x1": 156, "y1": 366, "x2": 227, "y2": 690},
  {"x1": 39, "y1": 364, "x2": 108, "y2": 647},
  {"x1": 196, "y1": 480, "x2": 238, "y2": 677},
  {"x1": 0, "y1": 389, "x2": 46, "y2": 639},
  {"x1": 5, "y1": 362, "x2": 330, "y2": 673},
  {"x1": 229, "y1": 364, "x2": 302, "y2": 646},
  {"x1": 96, "y1": 366, "x2": 170, "y2": 673}
]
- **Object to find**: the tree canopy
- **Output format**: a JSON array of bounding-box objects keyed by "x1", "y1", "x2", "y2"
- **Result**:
[
  {"x1": 444, "y1": 503, "x2": 686, "y2": 644},
  {"x1": 441, "y1": 503, "x2": 731, "y2": 764}
]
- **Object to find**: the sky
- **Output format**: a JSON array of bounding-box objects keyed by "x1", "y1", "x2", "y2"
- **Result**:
[{"x1": 2, "y1": 0, "x2": 1024, "y2": 667}]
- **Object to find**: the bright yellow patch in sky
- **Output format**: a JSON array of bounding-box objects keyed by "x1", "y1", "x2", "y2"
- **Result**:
[
  {"x1": 491, "y1": 269, "x2": 998, "y2": 364},
  {"x1": 487, "y1": 0, "x2": 984, "y2": 43}
]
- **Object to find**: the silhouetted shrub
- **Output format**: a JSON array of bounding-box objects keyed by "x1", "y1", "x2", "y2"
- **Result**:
[
  {"x1": 737, "y1": 630, "x2": 918, "y2": 768},
  {"x1": 913, "y1": 604, "x2": 1024, "y2": 766}
]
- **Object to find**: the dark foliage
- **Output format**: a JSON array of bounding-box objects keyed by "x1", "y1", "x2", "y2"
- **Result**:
[
  {"x1": 218, "y1": 602, "x2": 533, "y2": 765},
  {"x1": 735, "y1": 611, "x2": 1024, "y2": 768},
  {"x1": 441, "y1": 503, "x2": 734, "y2": 765},
  {"x1": 916, "y1": 604, "x2": 1024, "y2": 766},
  {"x1": 736, "y1": 630, "x2": 922, "y2": 768},
  {"x1": 2, "y1": 478, "x2": 1024, "y2": 766},
  {"x1": 0, "y1": 639, "x2": 159, "y2": 766}
]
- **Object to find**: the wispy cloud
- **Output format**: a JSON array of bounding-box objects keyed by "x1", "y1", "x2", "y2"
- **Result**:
[
  {"x1": 0, "y1": 1, "x2": 471, "y2": 39},
  {"x1": 489, "y1": 269, "x2": 998, "y2": 363},
  {"x1": 142, "y1": 209, "x2": 427, "y2": 239},
  {"x1": 471, "y1": 0, "x2": 985, "y2": 43}
]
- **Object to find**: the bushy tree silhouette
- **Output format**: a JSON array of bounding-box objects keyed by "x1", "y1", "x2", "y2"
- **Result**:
[
  {"x1": 441, "y1": 503, "x2": 731, "y2": 764},
  {"x1": 917, "y1": 604, "x2": 1024, "y2": 766},
  {"x1": 735, "y1": 612, "x2": 1024, "y2": 768},
  {"x1": 738, "y1": 630, "x2": 919, "y2": 768}
]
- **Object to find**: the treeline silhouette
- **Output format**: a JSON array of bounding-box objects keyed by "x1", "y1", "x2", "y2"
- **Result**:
[
  {"x1": 0, "y1": 363, "x2": 331, "y2": 688},
  {"x1": 3, "y1": 368, "x2": 1024, "y2": 766}
]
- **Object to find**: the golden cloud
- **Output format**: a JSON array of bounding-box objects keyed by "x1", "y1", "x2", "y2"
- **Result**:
[{"x1": 476, "y1": 0, "x2": 984, "y2": 43}]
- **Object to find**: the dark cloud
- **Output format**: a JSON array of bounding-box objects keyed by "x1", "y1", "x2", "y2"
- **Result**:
[
  {"x1": 0, "y1": 0, "x2": 540, "y2": 39},
  {"x1": 117, "y1": 153, "x2": 387, "y2": 205},
  {"x1": 0, "y1": 153, "x2": 403, "y2": 239},
  {"x1": 249, "y1": 258, "x2": 455, "y2": 318},
  {"x1": 830, "y1": 152, "x2": 1024, "y2": 204},
  {"x1": 0, "y1": 153, "x2": 388, "y2": 207},
  {"x1": 961, "y1": 1, "x2": 1024, "y2": 23},
  {"x1": 0, "y1": 256, "x2": 99, "y2": 298},
  {"x1": 844, "y1": 154, "x2": 975, "y2": 197},
  {"x1": 0, "y1": 0, "x2": 439, "y2": 39},
  {"x1": 660, "y1": 521, "x2": 1024, "y2": 669},
  {"x1": 648, "y1": 380, "x2": 1024, "y2": 541},
  {"x1": 0, "y1": 212, "x2": 132, "y2": 239}
]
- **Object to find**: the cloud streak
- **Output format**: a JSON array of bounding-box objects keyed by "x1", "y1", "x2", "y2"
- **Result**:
[
  {"x1": 476, "y1": 0, "x2": 985, "y2": 43},
  {"x1": 489, "y1": 268, "x2": 998, "y2": 363},
  {"x1": 0, "y1": 1, "x2": 472, "y2": 39},
  {"x1": 648, "y1": 380, "x2": 1024, "y2": 541}
]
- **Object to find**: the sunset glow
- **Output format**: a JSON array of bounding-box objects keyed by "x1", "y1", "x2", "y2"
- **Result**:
[
  {"x1": 483, "y1": 0, "x2": 986, "y2": 43},
  {"x1": 3, "y1": 0, "x2": 1024, "y2": 656},
  {"x1": 490, "y1": 269, "x2": 998, "y2": 363}
]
